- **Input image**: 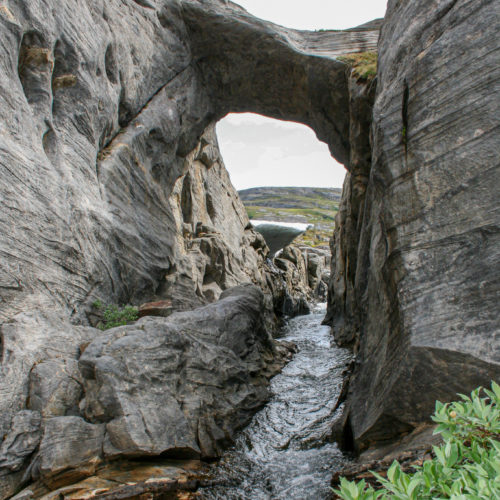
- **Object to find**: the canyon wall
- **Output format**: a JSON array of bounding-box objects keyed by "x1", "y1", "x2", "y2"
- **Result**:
[
  {"x1": 0, "y1": 1, "x2": 377, "y2": 496},
  {"x1": 0, "y1": 0, "x2": 498, "y2": 496},
  {"x1": 330, "y1": 0, "x2": 500, "y2": 451}
]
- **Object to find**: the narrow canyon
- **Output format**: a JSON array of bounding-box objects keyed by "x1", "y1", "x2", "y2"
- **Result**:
[{"x1": 0, "y1": 0, "x2": 498, "y2": 498}]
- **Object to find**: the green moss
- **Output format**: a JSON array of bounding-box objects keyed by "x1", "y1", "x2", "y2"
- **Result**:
[{"x1": 338, "y1": 51, "x2": 378, "y2": 81}]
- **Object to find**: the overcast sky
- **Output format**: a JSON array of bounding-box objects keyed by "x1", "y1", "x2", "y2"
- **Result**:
[{"x1": 216, "y1": 0, "x2": 388, "y2": 190}]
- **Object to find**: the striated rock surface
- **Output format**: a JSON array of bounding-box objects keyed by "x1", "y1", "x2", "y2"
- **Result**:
[
  {"x1": 0, "y1": 0, "x2": 378, "y2": 325},
  {"x1": 79, "y1": 285, "x2": 291, "y2": 463},
  {"x1": 0, "y1": 7, "x2": 376, "y2": 492},
  {"x1": 1, "y1": 285, "x2": 292, "y2": 496},
  {"x1": 302, "y1": 245, "x2": 331, "y2": 301},
  {"x1": 324, "y1": 73, "x2": 376, "y2": 345},
  {"x1": 328, "y1": 0, "x2": 500, "y2": 451},
  {"x1": 1, "y1": 0, "x2": 498, "y2": 495}
]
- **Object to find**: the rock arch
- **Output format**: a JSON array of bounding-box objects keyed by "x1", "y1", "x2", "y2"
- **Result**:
[
  {"x1": 182, "y1": 0, "x2": 379, "y2": 165},
  {"x1": 0, "y1": 2, "x2": 498, "y2": 496}
]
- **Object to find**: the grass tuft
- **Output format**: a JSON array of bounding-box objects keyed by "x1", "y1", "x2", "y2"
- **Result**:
[{"x1": 338, "y1": 51, "x2": 378, "y2": 81}]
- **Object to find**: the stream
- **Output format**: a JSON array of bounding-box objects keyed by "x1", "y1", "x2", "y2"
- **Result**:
[{"x1": 199, "y1": 304, "x2": 352, "y2": 499}]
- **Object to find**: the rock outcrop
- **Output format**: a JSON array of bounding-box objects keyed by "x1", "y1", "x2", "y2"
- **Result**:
[
  {"x1": 327, "y1": 0, "x2": 500, "y2": 451},
  {"x1": 1, "y1": 0, "x2": 498, "y2": 495},
  {"x1": 1, "y1": 5, "x2": 376, "y2": 492},
  {"x1": 79, "y1": 285, "x2": 290, "y2": 462},
  {"x1": 2, "y1": 286, "x2": 293, "y2": 496}
]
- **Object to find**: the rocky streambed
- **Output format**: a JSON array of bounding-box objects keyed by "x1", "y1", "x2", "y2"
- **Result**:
[
  {"x1": 7, "y1": 298, "x2": 351, "y2": 500},
  {"x1": 200, "y1": 304, "x2": 352, "y2": 500}
]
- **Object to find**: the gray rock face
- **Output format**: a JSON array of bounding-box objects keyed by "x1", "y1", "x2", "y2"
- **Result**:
[
  {"x1": 78, "y1": 285, "x2": 289, "y2": 461},
  {"x1": 2, "y1": 0, "x2": 496, "y2": 493},
  {"x1": 182, "y1": 0, "x2": 379, "y2": 164},
  {"x1": 0, "y1": 0, "x2": 378, "y2": 326},
  {"x1": 302, "y1": 246, "x2": 331, "y2": 300},
  {"x1": 37, "y1": 417, "x2": 105, "y2": 487},
  {"x1": 328, "y1": 0, "x2": 500, "y2": 451},
  {"x1": 1, "y1": 4, "x2": 375, "y2": 491},
  {"x1": 0, "y1": 411, "x2": 41, "y2": 474},
  {"x1": 324, "y1": 74, "x2": 376, "y2": 344},
  {"x1": 28, "y1": 359, "x2": 83, "y2": 417},
  {"x1": 0, "y1": 310, "x2": 96, "y2": 453}
]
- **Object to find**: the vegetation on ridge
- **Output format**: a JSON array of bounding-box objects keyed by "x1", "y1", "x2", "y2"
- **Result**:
[
  {"x1": 239, "y1": 187, "x2": 340, "y2": 248},
  {"x1": 338, "y1": 51, "x2": 378, "y2": 81},
  {"x1": 334, "y1": 382, "x2": 500, "y2": 499}
]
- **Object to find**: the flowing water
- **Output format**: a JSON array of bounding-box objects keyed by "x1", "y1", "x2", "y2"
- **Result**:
[{"x1": 200, "y1": 304, "x2": 352, "y2": 500}]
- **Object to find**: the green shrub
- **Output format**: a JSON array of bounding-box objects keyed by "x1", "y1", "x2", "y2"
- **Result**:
[
  {"x1": 93, "y1": 301, "x2": 139, "y2": 330},
  {"x1": 334, "y1": 381, "x2": 500, "y2": 499}
]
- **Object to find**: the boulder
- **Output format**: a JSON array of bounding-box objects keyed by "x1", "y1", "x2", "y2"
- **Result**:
[{"x1": 79, "y1": 285, "x2": 291, "y2": 462}]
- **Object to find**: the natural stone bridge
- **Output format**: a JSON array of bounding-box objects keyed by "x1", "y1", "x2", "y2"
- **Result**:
[{"x1": 0, "y1": 0, "x2": 498, "y2": 497}]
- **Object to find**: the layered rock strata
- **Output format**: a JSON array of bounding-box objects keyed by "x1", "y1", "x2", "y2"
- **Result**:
[
  {"x1": 0, "y1": 0, "x2": 378, "y2": 326},
  {"x1": 1, "y1": 4, "x2": 377, "y2": 493},
  {"x1": 1, "y1": 0, "x2": 497, "y2": 495},
  {"x1": 328, "y1": 0, "x2": 500, "y2": 451}
]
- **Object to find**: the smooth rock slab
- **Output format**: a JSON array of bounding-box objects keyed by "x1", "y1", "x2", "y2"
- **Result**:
[{"x1": 337, "y1": 0, "x2": 500, "y2": 451}]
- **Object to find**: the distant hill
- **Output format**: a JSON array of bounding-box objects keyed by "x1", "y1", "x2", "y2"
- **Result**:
[{"x1": 238, "y1": 187, "x2": 341, "y2": 247}]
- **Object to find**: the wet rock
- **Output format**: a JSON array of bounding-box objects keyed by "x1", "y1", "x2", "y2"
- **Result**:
[
  {"x1": 79, "y1": 285, "x2": 291, "y2": 462},
  {"x1": 3, "y1": 0, "x2": 496, "y2": 491},
  {"x1": 1, "y1": 4, "x2": 375, "y2": 492}
]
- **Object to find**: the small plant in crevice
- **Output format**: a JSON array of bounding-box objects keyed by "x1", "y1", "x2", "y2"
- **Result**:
[
  {"x1": 334, "y1": 381, "x2": 500, "y2": 500},
  {"x1": 92, "y1": 300, "x2": 139, "y2": 330},
  {"x1": 337, "y1": 51, "x2": 378, "y2": 81}
]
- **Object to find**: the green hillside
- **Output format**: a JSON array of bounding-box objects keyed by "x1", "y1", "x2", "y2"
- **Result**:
[{"x1": 238, "y1": 187, "x2": 341, "y2": 247}]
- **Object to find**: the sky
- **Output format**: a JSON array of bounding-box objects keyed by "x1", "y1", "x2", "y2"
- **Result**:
[{"x1": 216, "y1": 0, "x2": 388, "y2": 190}]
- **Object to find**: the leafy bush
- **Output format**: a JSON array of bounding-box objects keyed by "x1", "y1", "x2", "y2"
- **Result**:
[
  {"x1": 93, "y1": 300, "x2": 139, "y2": 330},
  {"x1": 334, "y1": 382, "x2": 500, "y2": 499}
]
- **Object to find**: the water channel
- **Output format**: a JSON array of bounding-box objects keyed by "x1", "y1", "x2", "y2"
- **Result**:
[{"x1": 200, "y1": 304, "x2": 352, "y2": 499}]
